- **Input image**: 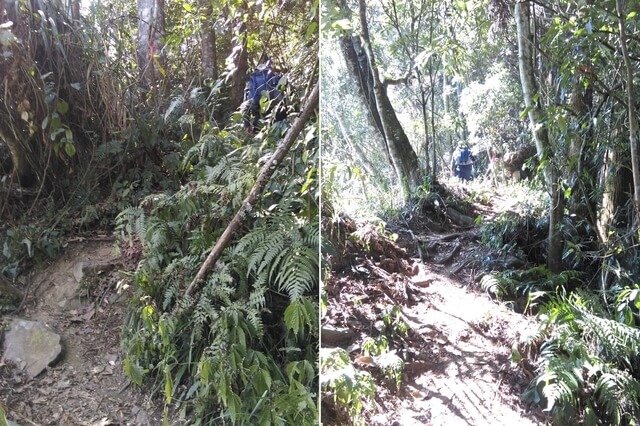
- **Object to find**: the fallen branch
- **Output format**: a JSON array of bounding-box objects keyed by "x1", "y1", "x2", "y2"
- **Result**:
[{"x1": 182, "y1": 83, "x2": 319, "y2": 300}]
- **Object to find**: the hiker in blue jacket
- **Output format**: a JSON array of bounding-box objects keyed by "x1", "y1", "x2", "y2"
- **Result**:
[
  {"x1": 451, "y1": 143, "x2": 475, "y2": 181},
  {"x1": 242, "y1": 60, "x2": 285, "y2": 134}
]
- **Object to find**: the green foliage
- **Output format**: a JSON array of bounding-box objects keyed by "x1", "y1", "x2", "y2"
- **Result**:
[
  {"x1": 120, "y1": 119, "x2": 319, "y2": 424},
  {"x1": 460, "y1": 63, "x2": 524, "y2": 151},
  {"x1": 0, "y1": 400, "x2": 7, "y2": 426},
  {"x1": 480, "y1": 267, "x2": 581, "y2": 313},
  {"x1": 362, "y1": 336, "x2": 389, "y2": 357},
  {"x1": 614, "y1": 284, "x2": 640, "y2": 326},
  {"x1": 375, "y1": 351, "x2": 404, "y2": 391},
  {"x1": 522, "y1": 293, "x2": 640, "y2": 425},
  {"x1": 0, "y1": 224, "x2": 63, "y2": 278},
  {"x1": 320, "y1": 348, "x2": 376, "y2": 426},
  {"x1": 379, "y1": 305, "x2": 409, "y2": 338},
  {"x1": 480, "y1": 205, "x2": 548, "y2": 265}
]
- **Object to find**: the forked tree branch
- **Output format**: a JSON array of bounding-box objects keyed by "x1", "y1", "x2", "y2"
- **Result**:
[{"x1": 182, "y1": 82, "x2": 319, "y2": 300}]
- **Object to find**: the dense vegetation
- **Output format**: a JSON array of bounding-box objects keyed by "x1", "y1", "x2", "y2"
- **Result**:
[
  {"x1": 322, "y1": 0, "x2": 640, "y2": 424},
  {"x1": 1, "y1": 0, "x2": 318, "y2": 423}
]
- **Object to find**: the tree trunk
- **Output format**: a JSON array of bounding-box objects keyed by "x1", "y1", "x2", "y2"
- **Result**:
[
  {"x1": 338, "y1": 34, "x2": 395, "y2": 171},
  {"x1": 515, "y1": 0, "x2": 563, "y2": 273},
  {"x1": 137, "y1": 0, "x2": 166, "y2": 90},
  {"x1": 616, "y1": 0, "x2": 640, "y2": 219},
  {"x1": 417, "y1": 70, "x2": 430, "y2": 178},
  {"x1": 429, "y1": 59, "x2": 437, "y2": 181},
  {"x1": 598, "y1": 146, "x2": 632, "y2": 240},
  {"x1": 357, "y1": 0, "x2": 421, "y2": 199},
  {"x1": 71, "y1": 0, "x2": 80, "y2": 23},
  {"x1": 199, "y1": 0, "x2": 217, "y2": 80},
  {"x1": 229, "y1": 22, "x2": 248, "y2": 111}
]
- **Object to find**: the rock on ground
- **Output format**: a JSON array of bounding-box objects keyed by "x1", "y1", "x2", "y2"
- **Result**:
[{"x1": 2, "y1": 319, "x2": 62, "y2": 377}]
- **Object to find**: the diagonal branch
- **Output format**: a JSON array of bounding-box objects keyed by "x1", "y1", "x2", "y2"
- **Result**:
[{"x1": 182, "y1": 82, "x2": 319, "y2": 299}]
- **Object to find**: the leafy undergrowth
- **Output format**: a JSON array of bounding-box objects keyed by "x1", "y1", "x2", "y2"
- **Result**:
[{"x1": 118, "y1": 124, "x2": 320, "y2": 425}]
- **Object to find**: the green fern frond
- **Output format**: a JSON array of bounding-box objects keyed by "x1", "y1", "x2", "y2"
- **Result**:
[
  {"x1": 594, "y1": 368, "x2": 640, "y2": 424},
  {"x1": 248, "y1": 231, "x2": 287, "y2": 276},
  {"x1": 480, "y1": 274, "x2": 505, "y2": 297},
  {"x1": 301, "y1": 223, "x2": 320, "y2": 248},
  {"x1": 277, "y1": 247, "x2": 318, "y2": 300},
  {"x1": 163, "y1": 282, "x2": 178, "y2": 311},
  {"x1": 234, "y1": 226, "x2": 270, "y2": 256},
  {"x1": 249, "y1": 283, "x2": 267, "y2": 309},
  {"x1": 540, "y1": 361, "x2": 580, "y2": 414},
  {"x1": 115, "y1": 206, "x2": 146, "y2": 241}
]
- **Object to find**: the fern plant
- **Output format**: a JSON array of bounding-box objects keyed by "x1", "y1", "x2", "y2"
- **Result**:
[
  {"x1": 120, "y1": 119, "x2": 319, "y2": 425},
  {"x1": 523, "y1": 293, "x2": 640, "y2": 425},
  {"x1": 480, "y1": 267, "x2": 580, "y2": 313}
]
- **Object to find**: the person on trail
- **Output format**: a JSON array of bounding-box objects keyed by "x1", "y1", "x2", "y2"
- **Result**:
[
  {"x1": 242, "y1": 59, "x2": 286, "y2": 134},
  {"x1": 451, "y1": 143, "x2": 475, "y2": 181}
]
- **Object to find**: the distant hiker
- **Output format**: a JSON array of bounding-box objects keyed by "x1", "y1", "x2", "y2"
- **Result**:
[
  {"x1": 242, "y1": 60, "x2": 286, "y2": 134},
  {"x1": 452, "y1": 143, "x2": 474, "y2": 181}
]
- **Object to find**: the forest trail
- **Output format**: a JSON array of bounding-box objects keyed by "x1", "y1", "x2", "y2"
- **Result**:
[
  {"x1": 1, "y1": 239, "x2": 161, "y2": 426},
  {"x1": 384, "y1": 264, "x2": 543, "y2": 425},
  {"x1": 322, "y1": 181, "x2": 550, "y2": 425}
]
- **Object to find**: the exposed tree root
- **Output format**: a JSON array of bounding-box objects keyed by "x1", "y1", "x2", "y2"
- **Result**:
[{"x1": 435, "y1": 242, "x2": 461, "y2": 265}]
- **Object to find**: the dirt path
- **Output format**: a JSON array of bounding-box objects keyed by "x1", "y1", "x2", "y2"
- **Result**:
[
  {"x1": 392, "y1": 265, "x2": 544, "y2": 426},
  {"x1": 1, "y1": 240, "x2": 162, "y2": 426},
  {"x1": 323, "y1": 258, "x2": 546, "y2": 425},
  {"x1": 322, "y1": 184, "x2": 550, "y2": 425}
]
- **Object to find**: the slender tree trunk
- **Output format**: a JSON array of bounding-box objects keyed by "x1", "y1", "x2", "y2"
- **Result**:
[
  {"x1": 71, "y1": 0, "x2": 80, "y2": 23},
  {"x1": 137, "y1": 0, "x2": 166, "y2": 93},
  {"x1": 229, "y1": 20, "x2": 248, "y2": 111},
  {"x1": 515, "y1": 0, "x2": 563, "y2": 273},
  {"x1": 330, "y1": 111, "x2": 379, "y2": 181},
  {"x1": 182, "y1": 83, "x2": 318, "y2": 302},
  {"x1": 417, "y1": 70, "x2": 430, "y2": 178},
  {"x1": 429, "y1": 60, "x2": 437, "y2": 181},
  {"x1": 616, "y1": 0, "x2": 640, "y2": 218},
  {"x1": 357, "y1": 0, "x2": 421, "y2": 199},
  {"x1": 199, "y1": 0, "x2": 217, "y2": 80},
  {"x1": 338, "y1": 34, "x2": 395, "y2": 171}
]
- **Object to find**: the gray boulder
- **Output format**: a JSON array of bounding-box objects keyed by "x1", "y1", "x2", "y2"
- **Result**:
[{"x1": 2, "y1": 319, "x2": 62, "y2": 377}]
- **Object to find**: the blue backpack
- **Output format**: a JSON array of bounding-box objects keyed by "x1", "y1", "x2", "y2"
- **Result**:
[
  {"x1": 458, "y1": 147, "x2": 471, "y2": 165},
  {"x1": 247, "y1": 67, "x2": 282, "y2": 106}
]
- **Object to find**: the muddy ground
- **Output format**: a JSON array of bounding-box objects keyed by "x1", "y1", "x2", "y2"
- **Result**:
[{"x1": 321, "y1": 181, "x2": 551, "y2": 426}]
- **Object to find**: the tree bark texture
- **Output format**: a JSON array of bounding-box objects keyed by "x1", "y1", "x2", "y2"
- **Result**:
[
  {"x1": 229, "y1": 22, "x2": 248, "y2": 111},
  {"x1": 616, "y1": 0, "x2": 640, "y2": 217},
  {"x1": 598, "y1": 147, "x2": 633, "y2": 240},
  {"x1": 71, "y1": 0, "x2": 80, "y2": 23},
  {"x1": 515, "y1": 0, "x2": 563, "y2": 273},
  {"x1": 182, "y1": 83, "x2": 319, "y2": 300},
  {"x1": 199, "y1": 0, "x2": 217, "y2": 80},
  {"x1": 356, "y1": 0, "x2": 421, "y2": 199},
  {"x1": 338, "y1": 34, "x2": 395, "y2": 170},
  {"x1": 137, "y1": 0, "x2": 166, "y2": 88}
]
